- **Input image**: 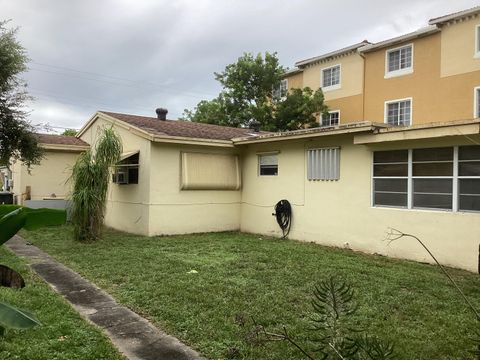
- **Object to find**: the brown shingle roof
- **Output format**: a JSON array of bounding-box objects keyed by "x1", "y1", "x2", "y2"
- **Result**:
[
  {"x1": 101, "y1": 111, "x2": 263, "y2": 141},
  {"x1": 36, "y1": 133, "x2": 89, "y2": 147}
]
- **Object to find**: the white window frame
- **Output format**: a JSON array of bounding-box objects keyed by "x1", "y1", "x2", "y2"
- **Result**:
[
  {"x1": 372, "y1": 146, "x2": 480, "y2": 213},
  {"x1": 384, "y1": 97, "x2": 413, "y2": 126},
  {"x1": 475, "y1": 25, "x2": 480, "y2": 59},
  {"x1": 474, "y1": 86, "x2": 480, "y2": 118},
  {"x1": 321, "y1": 110, "x2": 340, "y2": 127},
  {"x1": 321, "y1": 64, "x2": 341, "y2": 91},
  {"x1": 384, "y1": 43, "x2": 414, "y2": 79},
  {"x1": 258, "y1": 152, "x2": 279, "y2": 177},
  {"x1": 279, "y1": 79, "x2": 288, "y2": 99}
]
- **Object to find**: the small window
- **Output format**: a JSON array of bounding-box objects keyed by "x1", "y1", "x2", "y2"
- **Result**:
[
  {"x1": 307, "y1": 148, "x2": 340, "y2": 181},
  {"x1": 475, "y1": 87, "x2": 480, "y2": 118},
  {"x1": 273, "y1": 79, "x2": 288, "y2": 99},
  {"x1": 385, "y1": 44, "x2": 413, "y2": 77},
  {"x1": 385, "y1": 98, "x2": 412, "y2": 126},
  {"x1": 258, "y1": 154, "x2": 278, "y2": 176},
  {"x1": 112, "y1": 152, "x2": 139, "y2": 185},
  {"x1": 322, "y1": 65, "x2": 341, "y2": 90},
  {"x1": 321, "y1": 111, "x2": 340, "y2": 127}
]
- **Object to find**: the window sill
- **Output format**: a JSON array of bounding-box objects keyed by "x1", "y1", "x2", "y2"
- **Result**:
[
  {"x1": 322, "y1": 84, "x2": 341, "y2": 92},
  {"x1": 384, "y1": 68, "x2": 413, "y2": 79},
  {"x1": 371, "y1": 205, "x2": 480, "y2": 215}
]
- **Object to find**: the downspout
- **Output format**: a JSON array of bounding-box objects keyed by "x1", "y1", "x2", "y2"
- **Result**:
[{"x1": 359, "y1": 52, "x2": 366, "y2": 121}]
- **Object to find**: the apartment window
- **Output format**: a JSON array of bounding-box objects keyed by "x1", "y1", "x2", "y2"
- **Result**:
[
  {"x1": 273, "y1": 79, "x2": 288, "y2": 99},
  {"x1": 475, "y1": 87, "x2": 480, "y2": 118},
  {"x1": 258, "y1": 153, "x2": 278, "y2": 176},
  {"x1": 385, "y1": 44, "x2": 413, "y2": 77},
  {"x1": 373, "y1": 146, "x2": 480, "y2": 212},
  {"x1": 385, "y1": 98, "x2": 412, "y2": 126},
  {"x1": 322, "y1": 65, "x2": 341, "y2": 90},
  {"x1": 307, "y1": 148, "x2": 340, "y2": 181},
  {"x1": 321, "y1": 111, "x2": 340, "y2": 127}
]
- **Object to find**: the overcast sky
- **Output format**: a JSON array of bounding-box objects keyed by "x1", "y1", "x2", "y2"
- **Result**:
[{"x1": 1, "y1": 0, "x2": 479, "y2": 133}]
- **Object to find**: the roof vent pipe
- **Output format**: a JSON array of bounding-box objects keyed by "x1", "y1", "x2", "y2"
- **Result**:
[{"x1": 155, "y1": 108, "x2": 168, "y2": 120}]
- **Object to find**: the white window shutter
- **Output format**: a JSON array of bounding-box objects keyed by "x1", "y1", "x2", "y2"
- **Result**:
[{"x1": 307, "y1": 148, "x2": 340, "y2": 181}]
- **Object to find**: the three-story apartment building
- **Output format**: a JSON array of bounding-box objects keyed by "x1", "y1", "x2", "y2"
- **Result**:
[{"x1": 282, "y1": 6, "x2": 480, "y2": 127}]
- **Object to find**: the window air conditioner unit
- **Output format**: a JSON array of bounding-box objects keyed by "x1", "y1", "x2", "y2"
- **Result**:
[{"x1": 114, "y1": 168, "x2": 128, "y2": 184}]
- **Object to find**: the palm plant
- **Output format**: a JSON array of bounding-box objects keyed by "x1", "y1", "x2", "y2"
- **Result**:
[{"x1": 70, "y1": 127, "x2": 122, "y2": 242}]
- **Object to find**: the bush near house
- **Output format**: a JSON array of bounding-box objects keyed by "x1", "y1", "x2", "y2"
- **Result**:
[{"x1": 22, "y1": 226, "x2": 480, "y2": 360}]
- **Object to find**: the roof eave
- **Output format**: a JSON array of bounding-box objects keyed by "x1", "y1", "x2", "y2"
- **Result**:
[
  {"x1": 359, "y1": 26, "x2": 439, "y2": 53},
  {"x1": 40, "y1": 143, "x2": 90, "y2": 152},
  {"x1": 232, "y1": 122, "x2": 380, "y2": 145},
  {"x1": 428, "y1": 6, "x2": 480, "y2": 25},
  {"x1": 152, "y1": 135, "x2": 235, "y2": 147}
]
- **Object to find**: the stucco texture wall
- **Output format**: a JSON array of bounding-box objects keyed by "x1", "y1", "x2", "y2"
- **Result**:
[
  {"x1": 239, "y1": 134, "x2": 480, "y2": 272},
  {"x1": 11, "y1": 150, "x2": 80, "y2": 202},
  {"x1": 79, "y1": 116, "x2": 152, "y2": 236},
  {"x1": 148, "y1": 143, "x2": 241, "y2": 235},
  {"x1": 364, "y1": 32, "x2": 480, "y2": 124}
]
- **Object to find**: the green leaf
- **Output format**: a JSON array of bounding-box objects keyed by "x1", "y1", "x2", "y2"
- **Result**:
[
  {"x1": 0, "y1": 208, "x2": 27, "y2": 245},
  {"x1": 0, "y1": 301, "x2": 41, "y2": 330},
  {"x1": 0, "y1": 205, "x2": 21, "y2": 219}
]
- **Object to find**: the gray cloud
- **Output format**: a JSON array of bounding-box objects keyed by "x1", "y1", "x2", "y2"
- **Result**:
[{"x1": 1, "y1": 0, "x2": 478, "y2": 132}]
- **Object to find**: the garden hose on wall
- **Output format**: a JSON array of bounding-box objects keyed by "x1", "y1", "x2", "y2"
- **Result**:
[{"x1": 272, "y1": 200, "x2": 292, "y2": 238}]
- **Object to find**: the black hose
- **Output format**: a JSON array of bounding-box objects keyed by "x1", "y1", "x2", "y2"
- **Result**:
[{"x1": 273, "y1": 199, "x2": 292, "y2": 238}]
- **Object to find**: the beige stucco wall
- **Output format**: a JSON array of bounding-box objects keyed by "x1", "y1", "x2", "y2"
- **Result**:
[
  {"x1": 148, "y1": 143, "x2": 241, "y2": 235},
  {"x1": 79, "y1": 116, "x2": 152, "y2": 236},
  {"x1": 301, "y1": 53, "x2": 364, "y2": 100},
  {"x1": 11, "y1": 150, "x2": 81, "y2": 203},
  {"x1": 364, "y1": 32, "x2": 480, "y2": 124},
  {"x1": 285, "y1": 71, "x2": 303, "y2": 90},
  {"x1": 440, "y1": 16, "x2": 480, "y2": 77},
  {"x1": 239, "y1": 134, "x2": 480, "y2": 272}
]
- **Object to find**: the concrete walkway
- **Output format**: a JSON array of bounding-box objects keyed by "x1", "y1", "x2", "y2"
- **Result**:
[{"x1": 6, "y1": 235, "x2": 206, "y2": 360}]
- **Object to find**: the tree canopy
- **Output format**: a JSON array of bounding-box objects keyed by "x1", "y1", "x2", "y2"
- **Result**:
[
  {"x1": 62, "y1": 128, "x2": 78, "y2": 136},
  {"x1": 183, "y1": 52, "x2": 328, "y2": 132},
  {"x1": 0, "y1": 21, "x2": 42, "y2": 168}
]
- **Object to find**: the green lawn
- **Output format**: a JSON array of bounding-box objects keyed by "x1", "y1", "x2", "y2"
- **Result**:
[
  {"x1": 22, "y1": 226, "x2": 480, "y2": 360},
  {"x1": 0, "y1": 246, "x2": 124, "y2": 360}
]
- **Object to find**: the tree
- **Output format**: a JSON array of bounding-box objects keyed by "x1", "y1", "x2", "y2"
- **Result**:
[
  {"x1": 0, "y1": 21, "x2": 42, "y2": 168},
  {"x1": 62, "y1": 128, "x2": 77, "y2": 136},
  {"x1": 70, "y1": 127, "x2": 122, "y2": 242},
  {"x1": 183, "y1": 52, "x2": 328, "y2": 131}
]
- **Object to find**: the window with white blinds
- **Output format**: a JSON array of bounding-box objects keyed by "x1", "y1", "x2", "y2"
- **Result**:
[{"x1": 307, "y1": 148, "x2": 340, "y2": 181}]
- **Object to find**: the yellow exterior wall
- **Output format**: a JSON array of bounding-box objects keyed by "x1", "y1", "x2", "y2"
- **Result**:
[
  {"x1": 285, "y1": 72, "x2": 303, "y2": 90},
  {"x1": 79, "y1": 116, "x2": 152, "y2": 236},
  {"x1": 324, "y1": 94, "x2": 364, "y2": 124},
  {"x1": 364, "y1": 32, "x2": 480, "y2": 124},
  {"x1": 11, "y1": 150, "x2": 81, "y2": 202},
  {"x1": 440, "y1": 16, "x2": 480, "y2": 77},
  {"x1": 148, "y1": 143, "x2": 241, "y2": 235},
  {"x1": 301, "y1": 54, "x2": 364, "y2": 100},
  {"x1": 239, "y1": 134, "x2": 480, "y2": 272}
]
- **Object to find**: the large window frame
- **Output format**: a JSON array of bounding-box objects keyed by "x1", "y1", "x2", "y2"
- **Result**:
[
  {"x1": 385, "y1": 43, "x2": 413, "y2": 78},
  {"x1": 372, "y1": 146, "x2": 480, "y2": 213},
  {"x1": 321, "y1": 64, "x2": 341, "y2": 91},
  {"x1": 384, "y1": 98, "x2": 412, "y2": 126}
]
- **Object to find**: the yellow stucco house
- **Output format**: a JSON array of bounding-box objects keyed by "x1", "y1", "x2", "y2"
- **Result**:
[
  {"x1": 10, "y1": 6, "x2": 480, "y2": 272},
  {"x1": 10, "y1": 134, "x2": 89, "y2": 205}
]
